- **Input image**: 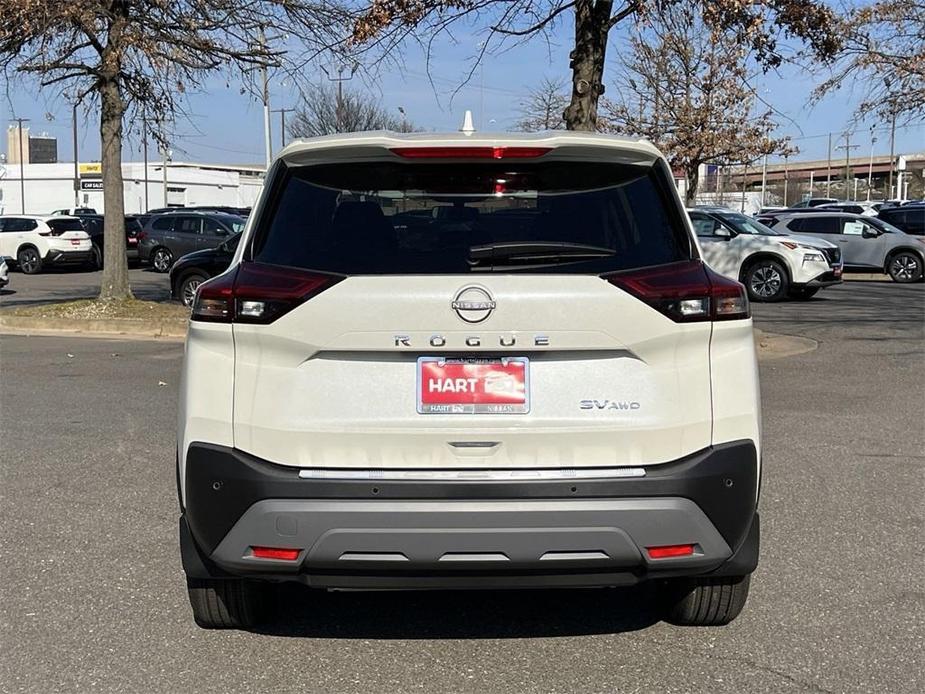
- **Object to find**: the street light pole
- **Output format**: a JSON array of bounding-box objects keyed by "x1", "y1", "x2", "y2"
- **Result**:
[
  {"x1": 887, "y1": 109, "x2": 896, "y2": 198},
  {"x1": 826, "y1": 132, "x2": 832, "y2": 197},
  {"x1": 867, "y1": 135, "x2": 877, "y2": 201},
  {"x1": 142, "y1": 116, "x2": 149, "y2": 212}
]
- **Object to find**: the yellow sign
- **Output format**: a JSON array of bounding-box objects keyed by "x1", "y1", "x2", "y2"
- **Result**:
[{"x1": 79, "y1": 162, "x2": 102, "y2": 175}]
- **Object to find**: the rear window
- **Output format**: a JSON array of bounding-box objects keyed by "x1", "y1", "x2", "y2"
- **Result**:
[
  {"x1": 47, "y1": 218, "x2": 85, "y2": 232},
  {"x1": 251, "y1": 161, "x2": 690, "y2": 274}
]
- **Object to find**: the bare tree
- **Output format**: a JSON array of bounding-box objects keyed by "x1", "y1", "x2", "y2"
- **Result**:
[
  {"x1": 815, "y1": 1, "x2": 925, "y2": 121},
  {"x1": 602, "y1": 2, "x2": 794, "y2": 204},
  {"x1": 515, "y1": 77, "x2": 570, "y2": 131},
  {"x1": 0, "y1": 1, "x2": 346, "y2": 300},
  {"x1": 288, "y1": 83, "x2": 418, "y2": 137},
  {"x1": 352, "y1": 0, "x2": 841, "y2": 132}
]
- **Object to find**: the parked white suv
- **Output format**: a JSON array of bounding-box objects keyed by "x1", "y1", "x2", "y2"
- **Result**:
[
  {"x1": 689, "y1": 207, "x2": 843, "y2": 301},
  {"x1": 0, "y1": 216, "x2": 93, "y2": 273},
  {"x1": 178, "y1": 133, "x2": 762, "y2": 629}
]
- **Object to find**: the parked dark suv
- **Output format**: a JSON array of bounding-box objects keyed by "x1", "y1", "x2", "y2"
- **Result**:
[
  {"x1": 877, "y1": 204, "x2": 924, "y2": 236},
  {"x1": 138, "y1": 212, "x2": 245, "y2": 272},
  {"x1": 169, "y1": 232, "x2": 239, "y2": 306},
  {"x1": 79, "y1": 215, "x2": 143, "y2": 269}
]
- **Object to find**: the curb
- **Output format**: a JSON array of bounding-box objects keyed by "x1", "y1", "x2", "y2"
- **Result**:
[
  {"x1": 0, "y1": 314, "x2": 188, "y2": 340},
  {"x1": 844, "y1": 273, "x2": 890, "y2": 282}
]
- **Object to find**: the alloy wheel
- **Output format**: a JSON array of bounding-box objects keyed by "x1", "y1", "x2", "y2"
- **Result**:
[
  {"x1": 750, "y1": 265, "x2": 782, "y2": 299},
  {"x1": 153, "y1": 249, "x2": 172, "y2": 272},
  {"x1": 182, "y1": 277, "x2": 203, "y2": 307},
  {"x1": 889, "y1": 254, "x2": 920, "y2": 282},
  {"x1": 18, "y1": 249, "x2": 39, "y2": 274}
]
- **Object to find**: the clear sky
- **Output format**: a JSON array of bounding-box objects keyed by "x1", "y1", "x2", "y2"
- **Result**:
[{"x1": 3, "y1": 17, "x2": 922, "y2": 168}]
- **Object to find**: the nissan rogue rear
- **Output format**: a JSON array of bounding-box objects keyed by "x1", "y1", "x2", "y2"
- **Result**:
[{"x1": 177, "y1": 132, "x2": 762, "y2": 629}]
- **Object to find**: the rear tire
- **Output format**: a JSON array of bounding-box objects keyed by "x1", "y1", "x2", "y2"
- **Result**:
[
  {"x1": 664, "y1": 575, "x2": 751, "y2": 627},
  {"x1": 886, "y1": 252, "x2": 923, "y2": 283},
  {"x1": 789, "y1": 287, "x2": 819, "y2": 300},
  {"x1": 17, "y1": 247, "x2": 42, "y2": 275},
  {"x1": 152, "y1": 247, "x2": 173, "y2": 273},
  {"x1": 186, "y1": 577, "x2": 271, "y2": 629},
  {"x1": 87, "y1": 244, "x2": 102, "y2": 271},
  {"x1": 744, "y1": 259, "x2": 789, "y2": 302}
]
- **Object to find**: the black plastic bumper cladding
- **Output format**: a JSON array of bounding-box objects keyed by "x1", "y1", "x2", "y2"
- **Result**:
[{"x1": 183, "y1": 440, "x2": 759, "y2": 560}]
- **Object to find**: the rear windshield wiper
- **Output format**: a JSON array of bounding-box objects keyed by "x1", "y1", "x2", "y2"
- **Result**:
[{"x1": 468, "y1": 241, "x2": 615, "y2": 269}]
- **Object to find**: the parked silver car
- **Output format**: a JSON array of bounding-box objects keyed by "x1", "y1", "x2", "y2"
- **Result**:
[{"x1": 765, "y1": 212, "x2": 925, "y2": 283}]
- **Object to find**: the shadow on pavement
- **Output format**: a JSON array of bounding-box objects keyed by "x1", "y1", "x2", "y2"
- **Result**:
[{"x1": 253, "y1": 583, "x2": 665, "y2": 639}]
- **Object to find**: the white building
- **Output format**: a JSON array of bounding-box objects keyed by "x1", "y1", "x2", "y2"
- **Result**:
[{"x1": 0, "y1": 160, "x2": 265, "y2": 215}]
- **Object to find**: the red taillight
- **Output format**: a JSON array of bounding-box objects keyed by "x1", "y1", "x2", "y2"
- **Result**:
[
  {"x1": 646, "y1": 544, "x2": 696, "y2": 559},
  {"x1": 603, "y1": 260, "x2": 749, "y2": 322},
  {"x1": 250, "y1": 546, "x2": 301, "y2": 561},
  {"x1": 191, "y1": 262, "x2": 342, "y2": 324},
  {"x1": 390, "y1": 146, "x2": 552, "y2": 159},
  {"x1": 136, "y1": 231, "x2": 147, "y2": 241}
]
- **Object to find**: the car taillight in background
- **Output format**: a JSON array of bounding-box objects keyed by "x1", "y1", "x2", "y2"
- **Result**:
[
  {"x1": 390, "y1": 146, "x2": 552, "y2": 159},
  {"x1": 191, "y1": 262, "x2": 343, "y2": 324},
  {"x1": 604, "y1": 260, "x2": 749, "y2": 322},
  {"x1": 136, "y1": 231, "x2": 147, "y2": 241}
]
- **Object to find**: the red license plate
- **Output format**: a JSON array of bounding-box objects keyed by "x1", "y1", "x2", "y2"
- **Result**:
[{"x1": 417, "y1": 357, "x2": 529, "y2": 414}]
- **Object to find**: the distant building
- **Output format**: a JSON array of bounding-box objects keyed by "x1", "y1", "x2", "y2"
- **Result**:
[
  {"x1": 28, "y1": 134, "x2": 57, "y2": 163},
  {"x1": 5, "y1": 124, "x2": 59, "y2": 164}
]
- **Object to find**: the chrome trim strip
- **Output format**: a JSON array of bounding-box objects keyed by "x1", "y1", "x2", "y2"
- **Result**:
[{"x1": 297, "y1": 467, "x2": 647, "y2": 481}]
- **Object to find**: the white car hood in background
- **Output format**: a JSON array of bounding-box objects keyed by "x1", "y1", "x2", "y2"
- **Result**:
[{"x1": 779, "y1": 233, "x2": 838, "y2": 250}]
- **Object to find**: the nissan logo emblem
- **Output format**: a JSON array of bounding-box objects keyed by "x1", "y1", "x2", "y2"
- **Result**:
[{"x1": 451, "y1": 286, "x2": 496, "y2": 323}]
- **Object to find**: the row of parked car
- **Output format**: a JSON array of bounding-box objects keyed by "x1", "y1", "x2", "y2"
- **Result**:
[
  {"x1": 689, "y1": 202, "x2": 925, "y2": 301},
  {"x1": 1, "y1": 199, "x2": 921, "y2": 306}
]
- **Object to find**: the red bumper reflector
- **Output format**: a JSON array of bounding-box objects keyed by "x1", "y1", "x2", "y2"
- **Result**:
[
  {"x1": 646, "y1": 544, "x2": 695, "y2": 559},
  {"x1": 390, "y1": 146, "x2": 551, "y2": 159},
  {"x1": 250, "y1": 546, "x2": 301, "y2": 561}
]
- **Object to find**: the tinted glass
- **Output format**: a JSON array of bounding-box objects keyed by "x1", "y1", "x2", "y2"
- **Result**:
[
  {"x1": 201, "y1": 217, "x2": 226, "y2": 235},
  {"x1": 253, "y1": 161, "x2": 690, "y2": 274},
  {"x1": 176, "y1": 217, "x2": 201, "y2": 234},
  {"x1": 790, "y1": 217, "x2": 840, "y2": 234},
  {"x1": 868, "y1": 217, "x2": 904, "y2": 234},
  {"x1": 152, "y1": 217, "x2": 174, "y2": 231},
  {"x1": 4, "y1": 218, "x2": 39, "y2": 232},
  {"x1": 216, "y1": 215, "x2": 245, "y2": 234},
  {"x1": 47, "y1": 218, "x2": 85, "y2": 232}
]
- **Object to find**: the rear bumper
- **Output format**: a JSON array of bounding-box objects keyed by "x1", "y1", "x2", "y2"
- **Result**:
[
  {"x1": 43, "y1": 249, "x2": 91, "y2": 265},
  {"x1": 180, "y1": 440, "x2": 759, "y2": 588}
]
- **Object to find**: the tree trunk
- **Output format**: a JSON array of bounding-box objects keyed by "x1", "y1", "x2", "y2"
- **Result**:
[
  {"x1": 98, "y1": 76, "x2": 131, "y2": 300},
  {"x1": 685, "y1": 164, "x2": 701, "y2": 205},
  {"x1": 564, "y1": 0, "x2": 613, "y2": 131}
]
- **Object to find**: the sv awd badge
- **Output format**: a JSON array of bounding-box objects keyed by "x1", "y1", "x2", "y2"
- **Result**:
[{"x1": 580, "y1": 399, "x2": 641, "y2": 411}]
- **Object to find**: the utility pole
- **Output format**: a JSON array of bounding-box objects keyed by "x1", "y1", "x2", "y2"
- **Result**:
[
  {"x1": 161, "y1": 146, "x2": 169, "y2": 207},
  {"x1": 740, "y1": 162, "x2": 747, "y2": 213},
  {"x1": 13, "y1": 117, "x2": 30, "y2": 213},
  {"x1": 322, "y1": 63, "x2": 357, "y2": 133},
  {"x1": 760, "y1": 152, "x2": 769, "y2": 207},
  {"x1": 261, "y1": 61, "x2": 272, "y2": 167},
  {"x1": 867, "y1": 134, "x2": 877, "y2": 201},
  {"x1": 72, "y1": 105, "x2": 79, "y2": 207},
  {"x1": 142, "y1": 115, "x2": 150, "y2": 212},
  {"x1": 271, "y1": 107, "x2": 294, "y2": 149},
  {"x1": 887, "y1": 109, "x2": 896, "y2": 198},
  {"x1": 825, "y1": 132, "x2": 832, "y2": 197},
  {"x1": 835, "y1": 134, "x2": 860, "y2": 200}
]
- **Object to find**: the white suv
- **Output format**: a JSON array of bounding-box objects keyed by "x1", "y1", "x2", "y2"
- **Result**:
[
  {"x1": 178, "y1": 133, "x2": 762, "y2": 629},
  {"x1": 0, "y1": 216, "x2": 93, "y2": 274},
  {"x1": 689, "y1": 207, "x2": 843, "y2": 301}
]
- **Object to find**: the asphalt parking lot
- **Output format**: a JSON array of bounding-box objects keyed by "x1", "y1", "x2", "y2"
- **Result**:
[
  {"x1": 0, "y1": 266, "x2": 171, "y2": 307},
  {"x1": 1, "y1": 281, "x2": 923, "y2": 693}
]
